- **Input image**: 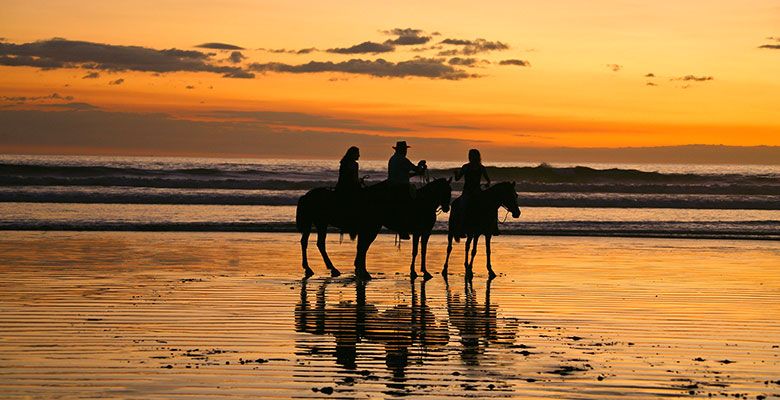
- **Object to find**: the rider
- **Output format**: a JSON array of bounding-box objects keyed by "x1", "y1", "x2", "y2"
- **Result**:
[
  {"x1": 454, "y1": 149, "x2": 491, "y2": 233},
  {"x1": 387, "y1": 140, "x2": 426, "y2": 239},
  {"x1": 336, "y1": 146, "x2": 362, "y2": 237}
]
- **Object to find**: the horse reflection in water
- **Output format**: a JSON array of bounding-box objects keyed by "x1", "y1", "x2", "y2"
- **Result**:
[
  {"x1": 295, "y1": 279, "x2": 448, "y2": 381},
  {"x1": 295, "y1": 278, "x2": 521, "y2": 395}
]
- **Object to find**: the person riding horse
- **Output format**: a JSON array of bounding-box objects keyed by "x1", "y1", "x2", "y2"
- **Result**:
[
  {"x1": 335, "y1": 146, "x2": 362, "y2": 237},
  {"x1": 387, "y1": 141, "x2": 427, "y2": 239},
  {"x1": 454, "y1": 149, "x2": 491, "y2": 233}
]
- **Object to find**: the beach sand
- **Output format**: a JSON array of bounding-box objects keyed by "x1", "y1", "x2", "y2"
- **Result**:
[{"x1": 0, "y1": 231, "x2": 778, "y2": 398}]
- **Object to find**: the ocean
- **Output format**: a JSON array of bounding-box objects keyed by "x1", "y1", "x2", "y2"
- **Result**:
[{"x1": 1, "y1": 154, "x2": 778, "y2": 240}]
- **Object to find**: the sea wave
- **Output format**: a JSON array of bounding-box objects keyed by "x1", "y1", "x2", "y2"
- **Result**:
[{"x1": 1, "y1": 162, "x2": 778, "y2": 195}]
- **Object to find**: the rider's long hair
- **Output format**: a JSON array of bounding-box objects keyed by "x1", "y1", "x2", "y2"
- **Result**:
[
  {"x1": 468, "y1": 149, "x2": 481, "y2": 164},
  {"x1": 341, "y1": 146, "x2": 360, "y2": 164}
]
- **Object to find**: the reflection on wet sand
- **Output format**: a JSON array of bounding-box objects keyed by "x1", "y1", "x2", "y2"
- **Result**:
[
  {"x1": 295, "y1": 279, "x2": 448, "y2": 382},
  {"x1": 294, "y1": 277, "x2": 526, "y2": 395}
]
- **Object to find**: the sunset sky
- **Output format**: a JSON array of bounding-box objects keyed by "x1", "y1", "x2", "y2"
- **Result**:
[{"x1": 1, "y1": 0, "x2": 778, "y2": 162}]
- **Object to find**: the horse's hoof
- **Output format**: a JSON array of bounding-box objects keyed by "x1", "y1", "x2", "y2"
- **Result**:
[
  {"x1": 330, "y1": 268, "x2": 341, "y2": 277},
  {"x1": 355, "y1": 269, "x2": 372, "y2": 281},
  {"x1": 303, "y1": 267, "x2": 315, "y2": 279},
  {"x1": 423, "y1": 271, "x2": 433, "y2": 281},
  {"x1": 488, "y1": 270, "x2": 497, "y2": 280}
]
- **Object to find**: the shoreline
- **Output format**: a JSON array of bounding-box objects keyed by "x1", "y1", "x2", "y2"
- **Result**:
[{"x1": 1, "y1": 224, "x2": 777, "y2": 241}]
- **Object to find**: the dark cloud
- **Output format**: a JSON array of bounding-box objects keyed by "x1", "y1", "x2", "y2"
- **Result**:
[
  {"x1": 606, "y1": 63, "x2": 621, "y2": 72},
  {"x1": 0, "y1": 109, "x2": 469, "y2": 160},
  {"x1": 249, "y1": 57, "x2": 475, "y2": 80},
  {"x1": 448, "y1": 57, "x2": 479, "y2": 66},
  {"x1": 383, "y1": 28, "x2": 431, "y2": 46},
  {"x1": 439, "y1": 38, "x2": 509, "y2": 55},
  {"x1": 499, "y1": 59, "x2": 530, "y2": 66},
  {"x1": 38, "y1": 102, "x2": 99, "y2": 110},
  {"x1": 185, "y1": 85, "x2": 195, "y2": 89},
  {"x1": 203, "y1": 110, "x2": 409, "y2": 132},
  {"x1": 646, "y1": 82, "x2": 658, "y2": 86},
  {"x1": 759, "y1": 44, "x2": 780, "y2": 49},
  {"x1": 645, "y1": 73, "x2": 655, "y2": 77},
  {"x1": 222, "y1": 70, "x2": 255, "y2": 79},
  {"x1": 227, "y1": 51, "x2": 245, "y2": 63},
  {"x1": 259, "y1": 47, "x2": 318, "y2": 54},
  {"x1": 1, "y1": 93, "x2": 74, "y2": 102},
  {"x1": 327, "y1": 41, "x2": 395, "y2": 54},
  {"x1": 195, "y1": 42, "x2": 244, "y2": 50},
  {"x1": 108, "y1": 78, "x2": 124, "y2": 85},
  {"x1": 82, "y1": 71, "x2": 100, "y2": 79},
  {"x1": 674, "y1": 75, "x2": 714, "y2": 82},
  {"x1": 0, "y1": 38, "x2": 254, "y2": 79}
]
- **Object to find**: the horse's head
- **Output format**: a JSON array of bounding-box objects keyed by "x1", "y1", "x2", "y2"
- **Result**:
[
  {"x1": 436, "y1": 177, "x2": 452, "y2": 213},
  {"x1": 496, "y1": 181, "x2": 521, "y2": 218}
]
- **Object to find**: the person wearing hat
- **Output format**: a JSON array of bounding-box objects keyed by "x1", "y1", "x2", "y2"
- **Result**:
[
  {"x1": 387, "y1": 140, "x2": 427, "y2": 239},
  {"x1": 388, "y1": 141, "x2": 426, "y2": 185}
]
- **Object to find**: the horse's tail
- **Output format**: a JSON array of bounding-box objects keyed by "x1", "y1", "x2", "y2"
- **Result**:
[{"x1": 295, "y1": 192, "x2": 312, "y2": 232}]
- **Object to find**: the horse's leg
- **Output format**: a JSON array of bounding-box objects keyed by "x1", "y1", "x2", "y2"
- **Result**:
[
  {"x1": 485, "y1": 234, "x2": 496, "y2": 279},
  {"x1": 316, "y1": 224, "x2": 341, "y2": 277},
  {"x1": 442, "y1": 233, "x2": 453, "y2": 277},
  {"x1": 301, "y1": 228, "x2": 314, "y2": 278},
  {"x1": 467, "y1": 234, "x2": 480, "y2": 279},
  {"x1": 464, "y1": 235, "x2": 473, "y2": 279},
  {"x1": 421, "y1": 233, "x2": 433, "y2": 281},
  {"x1": 354, "y1": 230, "x2": 376, "y2": 280},
  {"x1": 409, "y1": 233, "x2": 419, "y2": 279}
]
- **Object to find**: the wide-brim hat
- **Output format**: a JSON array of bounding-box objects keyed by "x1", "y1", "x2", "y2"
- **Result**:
[{"x1": 393, "y1": 140, "x2": 410, "y2": 149}]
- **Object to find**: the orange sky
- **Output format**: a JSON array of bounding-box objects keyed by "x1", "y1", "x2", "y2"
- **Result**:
[{"x1": 0, "y1": 0, "x2": 779, "y2": 159}]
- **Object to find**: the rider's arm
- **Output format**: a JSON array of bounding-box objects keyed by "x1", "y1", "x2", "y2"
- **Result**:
[
  {"x1": 454, "y1": 164, "x2": 465, "y2": 181},
  {"x1": 482, "y1": 165, "x2": 491, "y2": 186}
]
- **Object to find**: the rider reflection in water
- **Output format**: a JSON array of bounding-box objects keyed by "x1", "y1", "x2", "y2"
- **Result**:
[{"x1": 387, "y1": 141, "x2": 427, "y2": 240}]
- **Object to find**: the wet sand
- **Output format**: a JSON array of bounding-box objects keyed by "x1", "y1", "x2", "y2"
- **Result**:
[{"x1": 0, "y1": 231, "x2": 778, "y2": 398}]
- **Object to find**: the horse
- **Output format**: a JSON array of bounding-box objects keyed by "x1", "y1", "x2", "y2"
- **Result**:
[
  {"x1": 442, "y1": 181, "x2": 521, "y2": 280},
  {"x1": 297, "y1": 178, "x2": 451, "y2": 280},
  {"x1": 353, "y1": 178, "x2": 452, "y2": 280},
  {"x1": 407, "y1": 177, "x2": 451, "y2": 280},
  {"x1": 296, "y1": 187, "x2": 350, "y2": 278}
]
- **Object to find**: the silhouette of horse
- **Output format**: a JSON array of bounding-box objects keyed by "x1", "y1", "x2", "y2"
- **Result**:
[
  {"x1": 353, "y1": 178, "x2": 452, "y2": 280},
  {"x1": 297, "y1": 178, "x2": 452, "y2": 280},
  {"x1": 442, "y1": 182, "x2": 521, "y2": 279},
  {"x1": 408, "y1": 177, "x2": 451, "y2": 280}
]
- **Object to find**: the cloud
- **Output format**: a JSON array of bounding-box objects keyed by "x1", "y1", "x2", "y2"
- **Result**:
[
  {"x1": 195, "y1": 42, "x2": 244, "y2": 50},
  {"x1": 185, "y1": 85, "x2": 195, "y2": 89},
  {"x1": 606, "y1": 63, "x2": 621, "y2": 72},
  {"x1": 202, "y1": 110, "x2": 410, "y2": 132},
  {"x1": 0, "y1": 38, "x2": 254, "y2": 79},
  {"x1": 249, "y1": 57, "x2": 475, "y2": 80},
  {"x1": 38, "y1": 102, "x2": 99, "y2": 110},
  {"x1": 448, "y1": 57, "x2": 479, "y2": 66},
  {"x1": 259, "y1": 47, "x2": 318, "y2": 54},
  {"x1": 759, "y1": 44, "x2": 780, "y2": 49},
  {"x1": 499, "y1": 59, "x2": 530, "y2": 66},
  {"x1": 645, "y1": 73, "x2": 655, "y2": 78},
  {"x1": 646, "y1": 82, "x2": 658, "y2": 86},
  {"x1": 327, "y1": 41, "x2": 394, "y2": 54},
  {"x1": 1, "y1": 93, "x2": 74, "y2": 103},
  {"x1": 422, "y1": 123, "x2": 480, "y2": 130},
  {"x1": 108, "y1": 78, "x2": 124, "y2": 85},
  {"x1": 82, "y1": 71, "x2": 100, "y2": 79},
  {"x1": 383, "y1": 28, "x2": 431, "y2": 46},
  {"x1": 0, "y1": 108, "x2": 470, "y2": 159},
  {"x1": 439, "y1": 38, "x2": 509, "y2": 55},
  {"x1": 222, "y1": 70, "x2": 255, "y2": 79},
  {"x1": 227, "y1": 51, "x2": 245, "y2": 63},
  {"x1": 674, "y1": 75, "x2": 714, "y2": 82}
]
